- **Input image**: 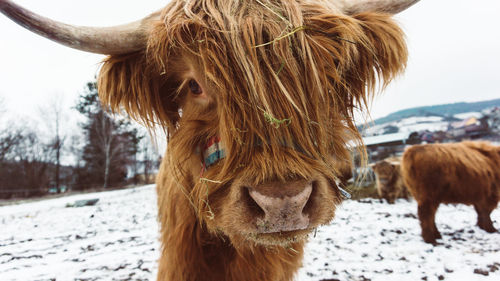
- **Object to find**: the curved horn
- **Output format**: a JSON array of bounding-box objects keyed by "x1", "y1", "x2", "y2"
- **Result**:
[
  {"x1": 338, "y1": 0, "x2": 420, "y2": 15},
  {"x1": 0, "y1": 0, "x2": 160, "y2": 55}
]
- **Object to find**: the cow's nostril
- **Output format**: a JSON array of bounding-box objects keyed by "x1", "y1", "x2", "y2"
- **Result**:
[
  {"x1": 243, "y1": 186, "x2": 266, "y2": 218},
  {"x1": 302, "y1": 180, "x2": 318, "y2": 216}
]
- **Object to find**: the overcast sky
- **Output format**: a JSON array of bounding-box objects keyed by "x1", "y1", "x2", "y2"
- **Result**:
[{"x1": 1, "y1": 0, "x2": 499, "y2": 123}]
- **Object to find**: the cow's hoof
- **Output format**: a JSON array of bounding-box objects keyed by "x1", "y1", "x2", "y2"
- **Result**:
[
  {"x1": 481, "y1": 226, "x2": 497, "y2": 233},
  {"x1": 422, "y1": 232, "x2": 440, "y2": 245},
  {"x1": 422, "y1": 237, "x2": 436, "y2": 244}
]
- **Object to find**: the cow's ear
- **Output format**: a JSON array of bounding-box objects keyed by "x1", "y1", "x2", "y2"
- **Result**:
[
  {"x1": 304, "y1": 12, "x2": 407, "y2": 120},
  {"x1": 351, "y1": 12, "x2": 408, "y2": 93},
  {"x1": 98, "y1": 52, "x2": 181, "y2": 132}
]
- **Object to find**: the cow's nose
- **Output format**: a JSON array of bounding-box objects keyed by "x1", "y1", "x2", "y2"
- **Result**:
[{"x1": 247, "y1": 181, "x2": 312, "y2": 233}]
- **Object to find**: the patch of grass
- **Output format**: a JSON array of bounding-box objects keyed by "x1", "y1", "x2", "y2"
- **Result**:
[
  {"x1": 199, "y1": 178, "x2": 222, "y2": 184},
  {"x1": 231, "y1": 127, "x2": 247, "y2": 145},
  {"x1": 253, "y1": 26, "x2": 307, "y2": 48},
  {"x1": 264, "y1": 112, "x2": 291, "y2": 128},
  {"x1": 199, "y1": 178, "x2": 222, "y2": 220},
  {"x1": 275, "y1": 60, "x2": 286, "y2": 75},
  {"x1": 258, "y1": 107, "x2": 291, "y2": 128}
]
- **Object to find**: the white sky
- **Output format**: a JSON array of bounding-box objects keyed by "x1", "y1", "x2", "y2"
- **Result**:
[{"x1": 1, "y1": 0, "x2": 499, "y2": 123}]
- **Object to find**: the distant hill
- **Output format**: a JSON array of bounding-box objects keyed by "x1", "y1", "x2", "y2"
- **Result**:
[{"x1": 373, "y1": 98, "x2": 500, "y2": 125}]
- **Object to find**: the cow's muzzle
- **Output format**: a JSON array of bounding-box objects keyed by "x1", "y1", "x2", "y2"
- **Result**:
[{"x1": 245, "y1": 180, "x2": 313, "y2": 233}]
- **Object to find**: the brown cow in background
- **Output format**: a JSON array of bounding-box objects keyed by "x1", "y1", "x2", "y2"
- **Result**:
[
  {"x1": 401, "y1": 141, "x2": 500, "y2": 244},
  {"x1": 1, "y1": 0, "x2": 419, "y2": 280},
  {"x1": 371, "y1": 157, "x2": 409, "y2": 204}
]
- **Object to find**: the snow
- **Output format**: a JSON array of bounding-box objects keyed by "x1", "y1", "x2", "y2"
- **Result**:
[
  {"x1": 0, "y1": 186, "x2": 160, "y2": 281},
  {"x1": 298, "y1": 200, "x2": 500, "y2": 281},
  {"x1": 397, "y1": 116, "x2": 445, "y2": 125},
  {"x1": 454, "y1": 112, "x2": 483, "y2": 120},
  {"x1": 1, "y1": 185, "x2": 499, "y2": 281},
  {"x1": 363, "y1": 116, "x2": 449, "y2": 137},
  {"x1": 363, "y1": 112, "x2": 490, "y2": 137},
  {"x1": 363, "y1": 132, "x2": 410, "y2": 147}
]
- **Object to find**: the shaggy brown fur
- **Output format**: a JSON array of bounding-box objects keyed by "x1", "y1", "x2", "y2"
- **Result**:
[
  {"x1": 401, "y1": 141, "x2": 500, "y2": 244},
  {"x1": 371, "y1": 157, "x2": 409, "y2": 204},
  {"x1": 97, "y1": 0, "x2": 408, "y2": 280}
]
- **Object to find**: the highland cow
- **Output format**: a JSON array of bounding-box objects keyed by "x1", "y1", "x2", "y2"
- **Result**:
[
  {"x1": 371, "y1": 157, "x2": 409, "y2": 204},
  {"x1": 401, "y1": 141, "x2": 500, "y2": 244},
  {"x1": 1, "y1": 0, "x2": 419, "y2": 280}
]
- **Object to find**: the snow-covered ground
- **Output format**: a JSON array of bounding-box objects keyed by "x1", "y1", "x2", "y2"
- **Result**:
[
  {"x1": 454, "y1": 112, "x2": 483, "y2": 120},
  {"x1": 1, "y1": 185, "x2": 499, "y2": 281},
  {"x1": 0, "y1": 186, "x2": 159, "y2": 281},
  {"x1": 363, "y1": 116, "x2": 450, "y2": 137}
]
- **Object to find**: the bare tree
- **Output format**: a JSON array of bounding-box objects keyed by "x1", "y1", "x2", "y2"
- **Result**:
[
  {"x1": 0, "y1": 130, "x2": 22, "y2": 162},
  {"x1": 39, "y1": 94, "x2": 66, "y2": 193},
  {"x1": 94, "y1": 111, "x2": 122, "y2": 188},
  {"x1": 0, "y1": 98, "x2": 22, "y2": 162},
  {"x1": 143, "y1": 140, "x2": 152, "y2": 184},
  {"x1": 0, "y1": 98, "x2": 60, "y2": 198},
  {"x1": 18, "y1": 131, "x2": 51, "y2": 192},
  {"x1": 141, "y1": 134, "x2": 160, "y2": 184},
  {"x1": 0, "y1": 128, "x2": 53, "y2": 197}
]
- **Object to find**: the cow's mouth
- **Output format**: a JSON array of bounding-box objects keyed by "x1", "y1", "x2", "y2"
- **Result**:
[{"x1": 245, "y1": 228, "x2": 312, "y2": 246}]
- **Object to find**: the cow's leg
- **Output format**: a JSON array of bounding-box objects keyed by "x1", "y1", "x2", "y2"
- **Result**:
[
  {"x1": 474, "y1": 203, "x2": 497, "y2": 233},
  {"x1": 387, "y1": 191, "x2": 396, "y2": 204},
  {"x1": 379, "y1": 189, "x2": 387, "y2": 203},
  {"x1": 418, "y1": 201, "x2": 440, "y2": 244},
  {"x1": 401, "y1": 186, "x2": 410, "y2": 201}
]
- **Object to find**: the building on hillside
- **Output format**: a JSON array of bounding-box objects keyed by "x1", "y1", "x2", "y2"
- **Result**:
[
  {"x1": 348, "y1": 132, "x2": 412, "y2": 185},
  {"x1": 362, "y1": 132, "x2": 412, "y2": 162},
  {"x1": 448, "y1": 116, "x2": 489, "y2": 139}
]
